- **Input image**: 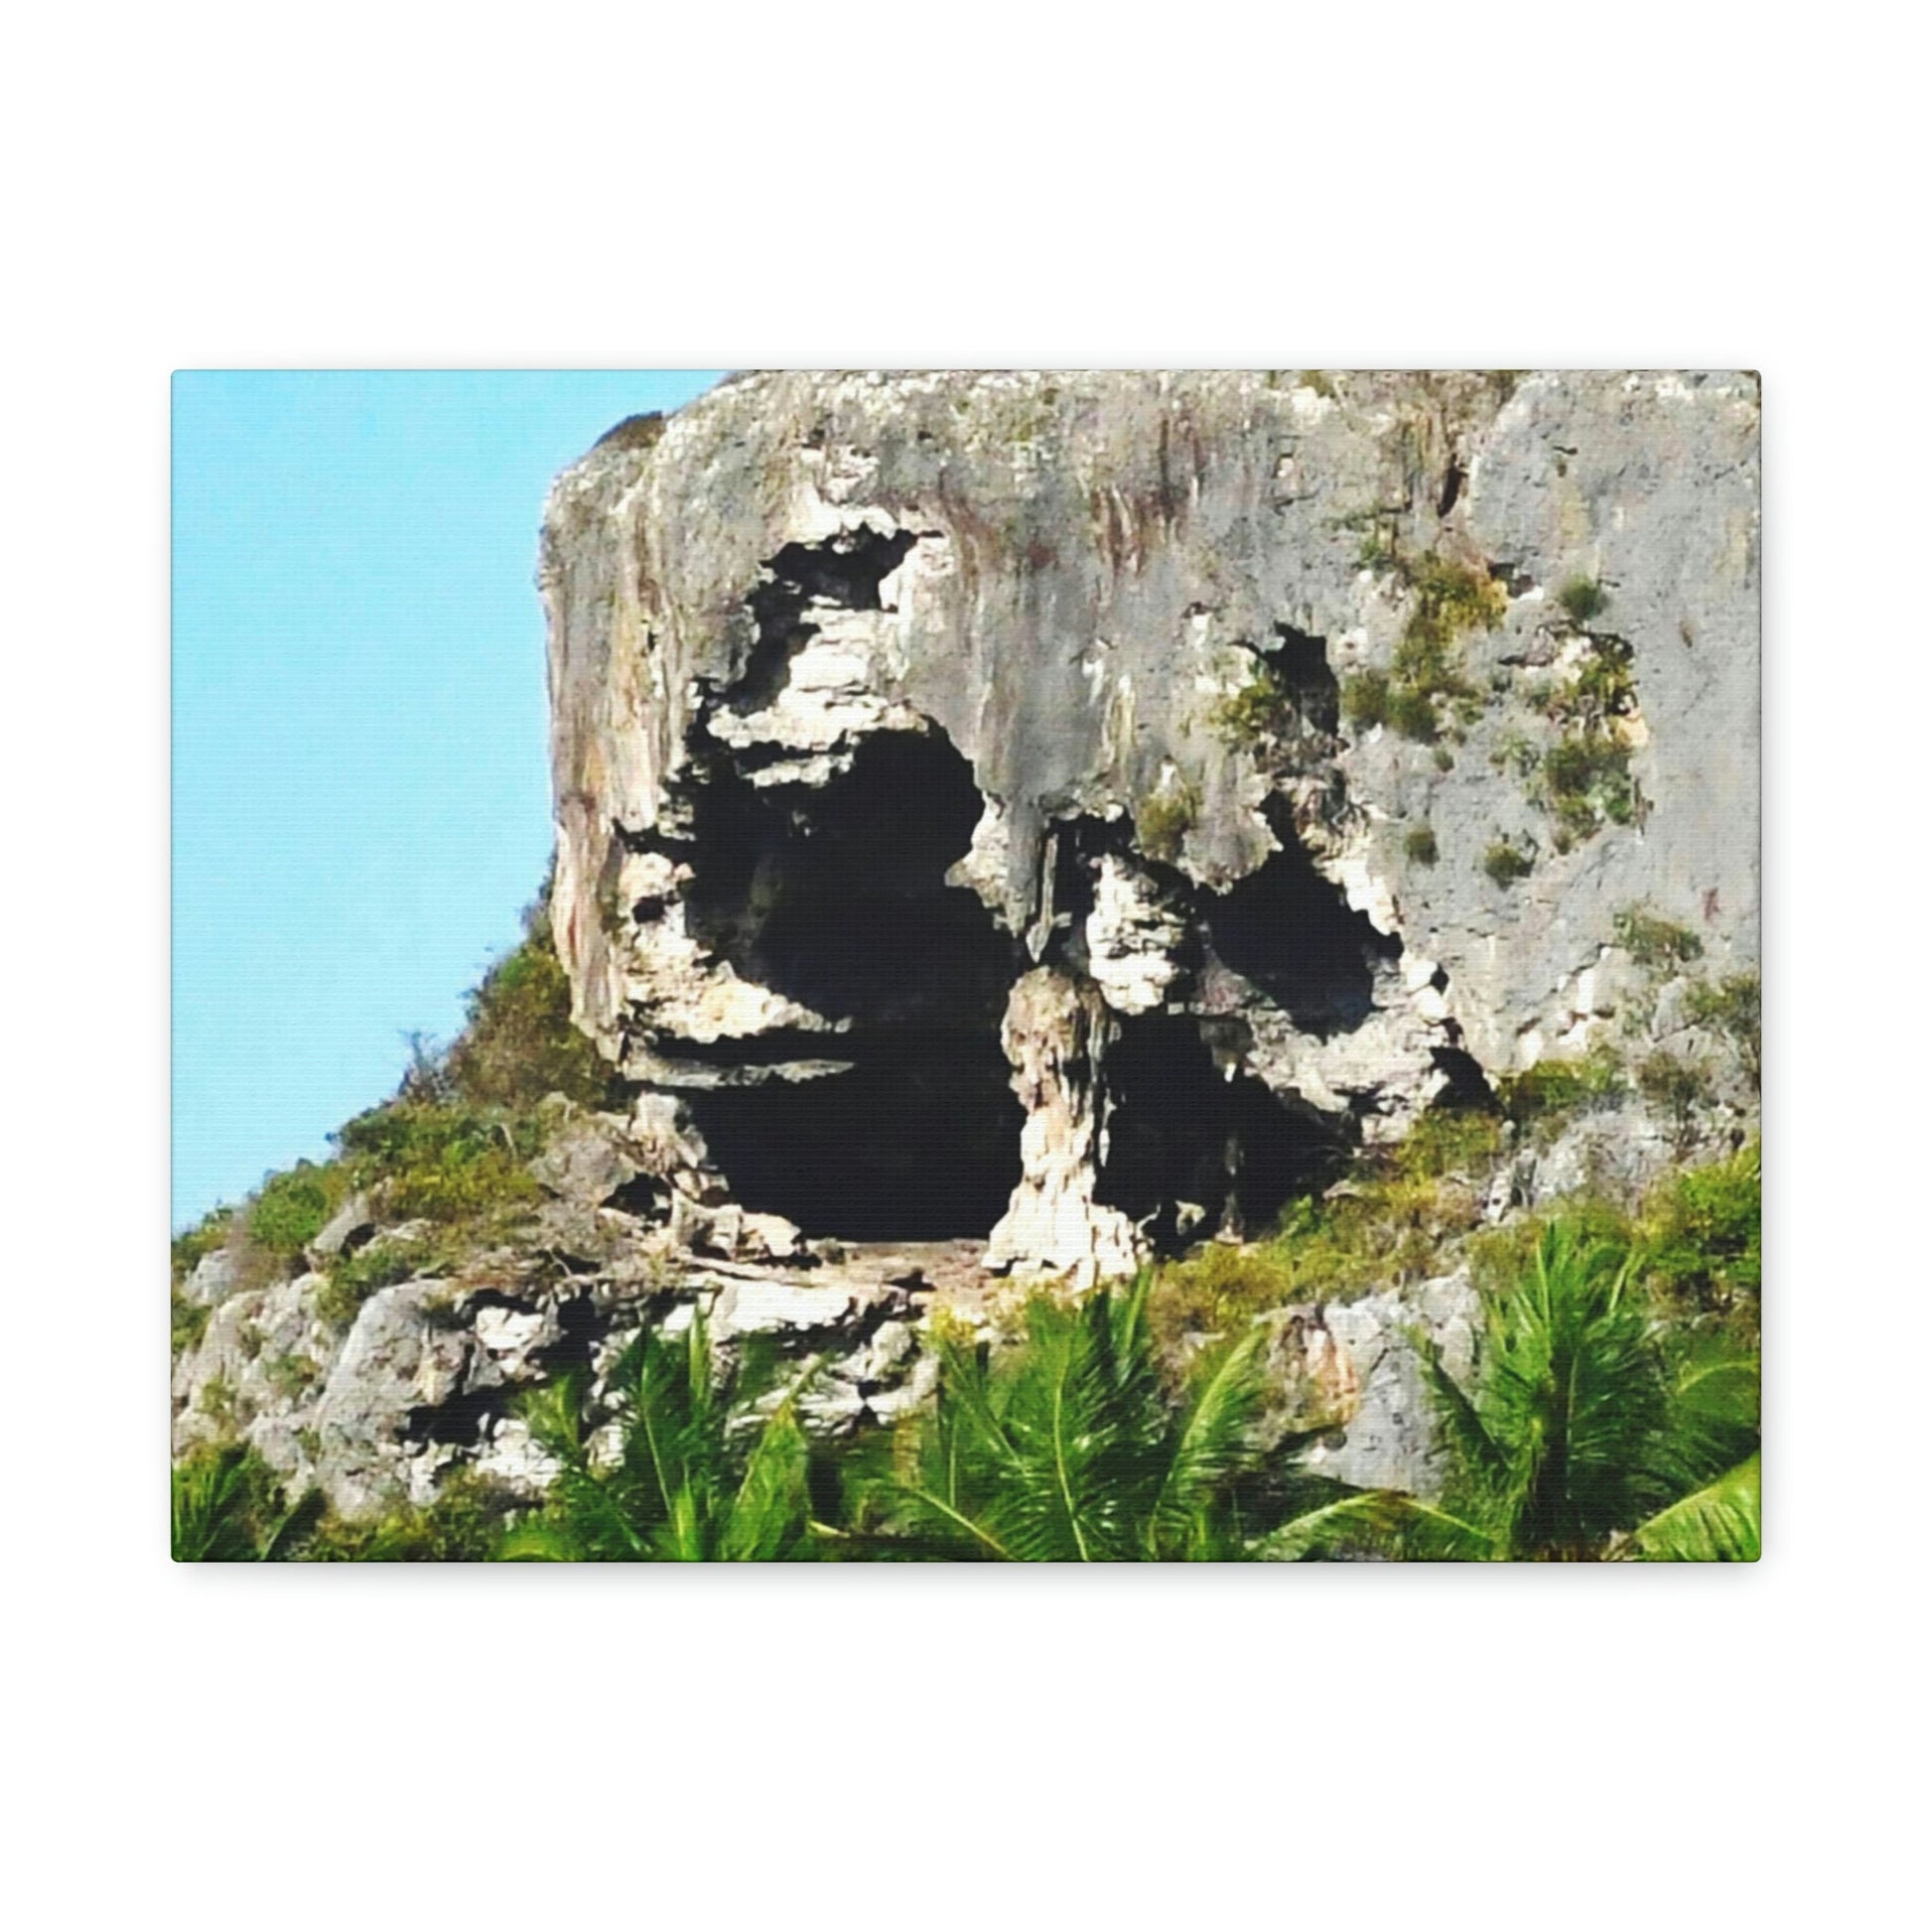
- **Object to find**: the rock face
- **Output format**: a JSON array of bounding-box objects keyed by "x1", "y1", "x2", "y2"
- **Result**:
[{"x1": 542, "y1": 370, "x2": 1760, "y2": 1280}]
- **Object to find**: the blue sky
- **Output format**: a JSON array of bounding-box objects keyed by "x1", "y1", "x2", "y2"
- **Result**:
[{"x1": 172, "y1": 370, "x2": 725, "y2": 1229}]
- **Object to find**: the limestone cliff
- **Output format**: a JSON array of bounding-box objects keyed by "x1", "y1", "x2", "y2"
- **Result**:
[
  {"x1": 543, "y1": 370, "x2": 1759, "y2": 1282},
  {"x1": 170, "y1": 370, "x2": 1761, "y2": 1526}
]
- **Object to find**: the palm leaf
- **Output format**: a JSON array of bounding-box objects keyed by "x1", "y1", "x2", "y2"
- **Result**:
[
  {"x1": 1257, "y1": 1488, "x2": 1496, "y2": 1562},
  {"x1": 1620, "y1": 1452, "x2": 1760, "y2": 1562}
]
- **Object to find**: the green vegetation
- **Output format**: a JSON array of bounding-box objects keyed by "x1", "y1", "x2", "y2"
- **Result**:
[
  {"x1": 336, "y1": 1100, "x2": 543, "y2": 1224},
  {"x1": 1297, "y1": 369, "x2": 1339, "y2": 400},
  {"x1": 1268, "y1": 1221, "x2": 1759, "y2": 1562},
  {"x1": 1341, "y1": 668, "x2": 1390, "y2": 730},
  {"x1": 1525, "y1": 627, "x2": 1640, "y2": 846},
  {"x1": 1135, "y1": 781, "x2": 1199, "y2": 864},
  {"x1": 1539, "y1": 731, "x2": 1638, "y2": 846},
  {"x1": 1642, "y1": 1138, "x2": 1761, "y2": 1313},
  {"x1": 503, "y1": 1312, "x2": 825, "y2": 1561},
  {"x1": 1345, "y1": 551, "x2": 1508, "y2": 745},
  {"x1": 300, "y1": 1470, "x2": 515, "y2": 1561},
  {"x1": 1212, "y1": 666, "x2": 1300, "y2": 747},
  {"x1": 1557, "y1": 576, "x2": 1609, "y2": 626},
  {"x1": 1403, "y1": 824, "x2": 1439, "y2": 867},
  {"x1": 171, "y1": 1291, "x2": 210, "y2": 1358},
  {"x1": 172, "y1": 1444, "x2": 318, "y2": 1561},
  {"x1": 1149, "y1": 1109, "x2": 1505, "y2": 1348},
  {"x1": 1481, "y1": 838, "x2": 1535, "y2": 887},
  {"x1": 444, "y1": 907, "x2": 623, "y2": 1113},
  {"x1": 1496, "y1": 1044, "x2": 1625, "y2": 1132},
  {"x1": 1613, "y1": 906, "x2": 1704, "y2": 970},
  {"x1": 312, "y1": 1231, "x2": 441, "y2": 1329},
  {"x1": 171, "y1": 1206, "x2": 233, "y2": 1285},
  {"x1": 1636, "y1": 1049, "x2": 1715, "y2": 1150},
  {"x1": 173, "y1": 1137, "x2": 1758, "y2": 1564},
  {"x1": 247, "y1": 1162, "x2": 349, "y2": 1262},
  {"x1": 1688, "y1": 972, "x2": 1761, "y2": 1085},
  {"x1": 875, "y1": 1271, "x2": 1276, "y2": 1561}
]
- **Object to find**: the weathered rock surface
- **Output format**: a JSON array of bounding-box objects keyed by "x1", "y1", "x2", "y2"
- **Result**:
[
  {"x1": 542, "y1": 370, "x2": 1760, "y2": 1282},
  {"x1": 172, "y1": 371, "x2": 1762, "y2": 1527}
]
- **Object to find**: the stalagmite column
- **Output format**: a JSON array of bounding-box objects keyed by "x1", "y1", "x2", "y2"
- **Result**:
[{"x1": 985, "y1": 968, "x2": 1143, "y2": 1288}]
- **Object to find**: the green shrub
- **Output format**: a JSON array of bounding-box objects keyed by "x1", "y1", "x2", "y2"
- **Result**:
[
  {"x1": 1498, "y1": 1045, "x2": 1625, "y2": 1128},
  {"x1": 1540, "y1": 731, "x2": 1637, "y2": 845},
  {"x1": 1614, "y1": 907, "x2": 1704, "y2": 971},
  {"x1": 444, "y1": 920, "x2": 620, "y2": 1112},
  {"x1": 1404, "y1": 825, "x2": 1440, "y2": 867},
  {"x1": 1135, "y1": 784, "x2": 1198, "y2": 864},
  {"x1": 1211, "y1": 669, "x2": 1298, "y2": 747},
  {"x1": 336, "y1": 1099, "x2": 543, "y2": 1225},
  {"x1": 264, "y1": 1351, "x2": 321, "y2": 1401},
  {"x1": 171, "y1": 1207, "x2": 233, "y2": 1285},
  {"x1": 171, "y1": 1291, "x2": 210, "y2": 1358},
  {"x1": 313, "y1": 1232, "x2": 437, "y2": 1329},
  {"x1": 1481, "y1": 839, "x2": 1535, "y2": 887},
  {"x1": 1401, "y1": 553, "x2": 1508, "y2": 656},
  {"x1": 1151, "y1": 1109, "x2": 1506, "y2": 1346},
  {"x1": 1558, "y1": 577, "x2": 1608, "y2": 626},
  {"x1": 297, "y1": 1469, "x2": 515, "y2": 1562},
  {"x1": 1641, "y1": 1139, "x2": 1761, "y2": 1311},
  {"x1": 174, "y1": 1444, "x2": 318, "y2": 1562},
  {"x1": 247, "y1": 1162, "x2": 348, "y2": 1260},
  {"x1": 1386, "y1": 683, "x2": 1443, "y2": 742},
  {"x1": 1636, "y1": 1050, "x2": 1714, "y2": 1148},
  {"x1": 1298, "y1": 369, "x2": 1339, "y2": 400},
  {"x1": 1341, "y1": 669, "x2": 1391, "y2": 730},
  {"x1": 1687, "y1": 972, "x2": 1761, "y2": 1085}
]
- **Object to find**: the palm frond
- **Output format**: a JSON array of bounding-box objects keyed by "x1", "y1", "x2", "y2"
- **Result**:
[
  {"x1": 1257, "y1": 1488, "x2": 1496, "y2": 1563},
  {"x1": 1620, "y1": 1452, "x2": 1760, "y2": 1562}
]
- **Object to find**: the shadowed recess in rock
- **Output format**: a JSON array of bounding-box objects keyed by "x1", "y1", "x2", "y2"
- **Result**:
[
  {"x1": 1202, "y1": 814, "x2": 1399, "y2": 1036},
  {"x1": 1095, "y1": 1010, "x2": 1342, "y2": 1248},
  {"x1": 729, "y1": 526, "x2": 919, "y2": 713},
  {"x1": 678, "y1": 730, "x2": 1027, "y2": 1239}
]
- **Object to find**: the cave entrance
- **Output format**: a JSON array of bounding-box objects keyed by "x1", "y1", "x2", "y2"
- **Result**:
[
  {"x1": 1095, "y1": 1010, "x2": 1340, "y2": 1249},
  {"x1": 679, "y1": 731, "x2": 1026, "y2": 1242}
]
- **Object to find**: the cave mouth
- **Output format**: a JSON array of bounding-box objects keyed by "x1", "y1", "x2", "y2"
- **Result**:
[
  {"x1": 678, "y1": 729, "x2": 1026, "y2": 1243},
  {"x1": 1201, "y1": 804, "x2": 1400, "y2": 1037},
  {"x1": 1095, "y1": 1010, "x2": 1342, "y2": 1250}
]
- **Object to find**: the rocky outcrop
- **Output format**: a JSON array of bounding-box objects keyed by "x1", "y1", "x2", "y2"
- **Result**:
[{"x1": 542, "y1": 370, "x2": 1760, "y2": 1282}]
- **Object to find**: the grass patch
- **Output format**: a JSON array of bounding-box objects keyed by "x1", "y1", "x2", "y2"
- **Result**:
[
  {"x1": 1641, "y1": 1139, "x2": 1761, "y2": 1311},
  {"x1": 1615, "y1": 907, "x2": 1704, "y2": 971},
  {"x1": 1540, "y1": 731, "x2": 1638, "y2": 847},
  {"x1": 313, "y1": 1229, "x2": 444, "y2": 1329},
  {"x1": 1150, "y1": 1109, "x2": 1506, "y2": 1348},
  {"x1": 1211, "y1": 666, "x2": 1298, "y2": 747},
  {"x1": 1558, "y1": 577, "x2": 1609, "y2": 625},
  {"x1": 1481, "y1": 839, "x2": 1535, "y2": 887},
  {"x1": 1497, "y1": 1044, "x2": 1625, "y2": 1132},
  {"x1": 297, "y1": 1469, "x2": 515, "y2": 1562},
  {"x1": 1341, "y1": 668, "x2": 1390, "y2": 730},
  {"x1": 1135, "y1": 781, "x2": 1199, "y2": 864},
  {"x1": 171, "y1": 1291, "x2": 210, "y2": 1358},
  {"x1": 1344, "y1": 551, "x2": 1508, "y2": 745},
  {"x1": 171, "y1": 1207, "x2": 234, "y2": 1286},
  {"x1": 1404, "y1": 825, "x2": 1439, "y2": 867}
]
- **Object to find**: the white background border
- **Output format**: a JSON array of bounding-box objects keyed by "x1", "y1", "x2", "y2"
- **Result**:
[{"x1": 5, "y1": 3, "x2": 1925, "y2": 1924}]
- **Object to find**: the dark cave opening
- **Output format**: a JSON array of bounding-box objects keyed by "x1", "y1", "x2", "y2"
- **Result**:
[
  {"x1": 1201, "y1": 813, "x2": 1400, "y2": 1036},
  {"x1": 1095, "y1": 1010, "x2": 1342, "y2": 1249},
  {"x1": 1268, "y1": 624, "x2": 1340, "y2": 734},
  {"x1": 676, "y1": 730, "x2": 1026, "y2": 1241}
]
